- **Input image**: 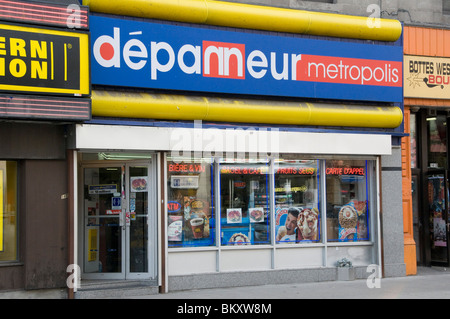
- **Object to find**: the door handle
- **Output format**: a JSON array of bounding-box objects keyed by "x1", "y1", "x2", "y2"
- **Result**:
[{"x1": 119, "y1": 209, "x2": 126, "y2": 230}]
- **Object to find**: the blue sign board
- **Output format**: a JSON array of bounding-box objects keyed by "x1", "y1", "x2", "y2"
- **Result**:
[{"x1": 90, "y1": 15, "x2": 403, "y2": 103}]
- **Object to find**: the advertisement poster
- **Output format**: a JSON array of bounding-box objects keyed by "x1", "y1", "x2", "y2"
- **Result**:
[
  {"x1": 275, "y1": 207, "x2": 290, "y2": 242},
  {"x1": 88, "y1": 228, "x2": 98, "y2": 262},
  {"x1": 130, "y1": 177, "x2": 148, "y2": 192},
  {"x1": 433, "y1": 218, "x2": 447, "y2": 247},
  {"x1": 249, "y1": 207, "x2": 264, "y2": 223},
  {"x1": 167, "y1": 196, "x2": 212, "y2": 242},
  {"x1": 338, "y1": 205, "x2": 358, "y2": 242},
  {"x1": 275, "y1": 206, "x2": 320, "y2": 242},
  {"x1": 227, "y1": 208, "x2": 242, "y2": 224},
  {"x1": 168, "y1": 215, "x2": 183, "y2": 241}
]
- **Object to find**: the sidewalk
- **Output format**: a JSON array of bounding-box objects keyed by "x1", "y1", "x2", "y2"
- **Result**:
[
  {"x1": 0, "y1": 266, "x2": 448, "y2": 299},
  {"x1": 128, "y1": 266, "x2": 450, "y2": 299}
]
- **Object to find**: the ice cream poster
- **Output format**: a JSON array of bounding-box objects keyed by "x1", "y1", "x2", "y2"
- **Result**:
[{"x1": 275, "y1": 207, "x2": 289, "y2": 242}]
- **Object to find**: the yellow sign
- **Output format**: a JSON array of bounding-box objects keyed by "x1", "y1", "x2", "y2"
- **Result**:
[
  {"x1": 0, "y1": 23, "x2": 89, "y2": 96},
  {"x1": 88, "y1": 228, "x2": 98, "y2": 262},
  {"x1": 0, "y1": 170, "x2": 3, "y2": 252},
  {"x1": 404, "y1": 55, "x2": 450, "y2": 99}
]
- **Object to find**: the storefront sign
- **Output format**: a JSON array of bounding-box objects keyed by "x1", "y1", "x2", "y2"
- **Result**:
[
  {"x1": 0, "y1": 93, "x2": 91, "y2": 121},
  {"x1": 88, "y1": 184, "x2": 117, "y2": 194},
  {"x1": 404, "y1": 55, "x2": 450, "y2": 99},
  {"x1": 106, "y1": 209, "x2": 121, "y2": 215},
  {"x1": 167, "y1": 201, "x2": 182, "y2": 213},
  {"x1": 171, "y1": 175, "x2": 199, "y2": 189},
  {"x1": 0, "y1": 23, "x2": 89, "y2": 96},
  {"x1": 90, "y1": 15, "x2": 403, "y2": 103},
  {"x1": 220, "y1": 165, "x2": 269, "y2": 175},
  {"x1": 326, "y1": 167, "x2": 365, "y2": 175},
  {"x1": 276, "y1": 167, "x2": 316, "y2": 175},
  {"x1": 168, "y1": 163, "x2": 206, "y2": 173}
]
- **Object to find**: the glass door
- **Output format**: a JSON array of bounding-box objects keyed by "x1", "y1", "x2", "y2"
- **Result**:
[
  {"x1": 126, "y1": 163, "x2": 153, "y2": 279},
  {"x1": 427, "y1": 171, "x2": 450, "y2": 266},
  {"x1": 82, "y1": 160, "x2": 156, "y2": 280}
]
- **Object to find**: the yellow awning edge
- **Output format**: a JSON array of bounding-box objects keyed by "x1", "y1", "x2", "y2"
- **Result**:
[
  {"x1": 91, "y1": 90, "x2": 403, "y2": 129},
  {"x1": 82, "y1": 0, "x2": 402, "y2": 42}
]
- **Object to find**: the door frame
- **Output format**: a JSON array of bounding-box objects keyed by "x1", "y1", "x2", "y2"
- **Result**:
[
  {"x1": 78, "y1": 157, "x2": 158, "y2": 280},
  {"x1": 416, "y1": 110, "x2": 450, "y2": 267},
  {"x1": 426, "y1": 170, "x2": 450, "y2": 267}
]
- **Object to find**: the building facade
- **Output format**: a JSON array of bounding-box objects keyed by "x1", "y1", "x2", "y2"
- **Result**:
[
  {"x1": 232, "y1": 0, "x2": 450, "y2": 277},
  {"x1": 65, "y1": 0, "x2": 408, "y2": 297},
  {"x1": 0, "y1": 0, "x2": 90, "y2": 295},
  {"x1": 8, "y1": 0, "x2": 448, "y2": 297}
]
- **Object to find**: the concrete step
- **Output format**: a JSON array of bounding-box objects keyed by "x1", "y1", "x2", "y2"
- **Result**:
[{"x1": 75, "y1": 279, "x2": 159, "y2": 299}]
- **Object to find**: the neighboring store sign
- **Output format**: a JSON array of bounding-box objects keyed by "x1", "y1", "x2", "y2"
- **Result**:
[
  {"x1": 0, "y1": 0, "x2": 89, "y2": 30},
  {"x1": 404, "y1": 55, "x2": 450, "y2": 99},
  {"x1": 0, "y1": 23, "x2": 90, "y2": 96},
  {"x1": 0, "y1": 93, "x2": 91, "y2": 121},
  {"x1": 90, "y1": 15, "x2": 403, "y2": 103}
]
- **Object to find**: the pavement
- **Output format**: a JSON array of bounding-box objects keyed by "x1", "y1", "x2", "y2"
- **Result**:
[
  {"x1": 0, "y1": 266, "x2": 448, "y2": 301},
  {"x1": 129, "y1": 266, "x2": 450, "y2": 300}
]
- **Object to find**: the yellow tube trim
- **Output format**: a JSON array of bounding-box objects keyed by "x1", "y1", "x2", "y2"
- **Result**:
[
  {"x1": 91, "y1": 90, "x2": 403, "y2": 129},
  {"x1": 82, "y1": 0, "x2": 402, "y2": 42}
]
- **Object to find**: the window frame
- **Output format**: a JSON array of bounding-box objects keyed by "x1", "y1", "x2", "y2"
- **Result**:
[{"x1": 166, "y1": 155, "x2": 378, "y2": 252}]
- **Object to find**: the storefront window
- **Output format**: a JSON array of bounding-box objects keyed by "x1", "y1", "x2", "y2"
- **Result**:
[
  {"x1": 0, "y1": 161, "x2": 18, "y2": 262},
  {"x1": 427, "y1": 114, "x2": 447, "y2": 169},
  {"x1": 274, "y1": 159, "x2": 320, "y2": 243},
  {"x1": 167, "y1": 157, "x2": 376, "y2": 249},
  {"x1": 326, "y1": 160, "x2": 370, "y2": 242},
  {"x1": 167, "y1": 158, "x2": 215, "y2": 247},
  {"x1": 219, "y1": 159, "x2": 270, "y2": 245}
]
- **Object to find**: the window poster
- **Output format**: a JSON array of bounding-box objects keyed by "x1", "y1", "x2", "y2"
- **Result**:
[
  {"x1": 249, "y1": 207, "x2": 264, "y2": 223},
  {"x1": 434, "y1": 218, "x2": 447, "y2": 247},
  {"x1": 227, "y1": 208, "x2": 242, "y2": 224},
  {"x1": 168, "y1": 215, "x2": 183, "y2": 241},
  {"x1": 130, "y1": 177, "x2": 148, "y2": 192},
  {"x1": 88, "y1": 228, "x2": 98, "y2": 262}
]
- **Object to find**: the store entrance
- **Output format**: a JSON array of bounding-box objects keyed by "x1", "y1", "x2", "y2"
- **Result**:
[
  {"x1": 424, "y1": 113, "x2": 450, "y2": 267},
  {"x1": 81, "y1": 160, "x2": 157, "y2": 280},
  {"x1": 426, "y1": 171, "x2": 450, "y2": 267}
]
